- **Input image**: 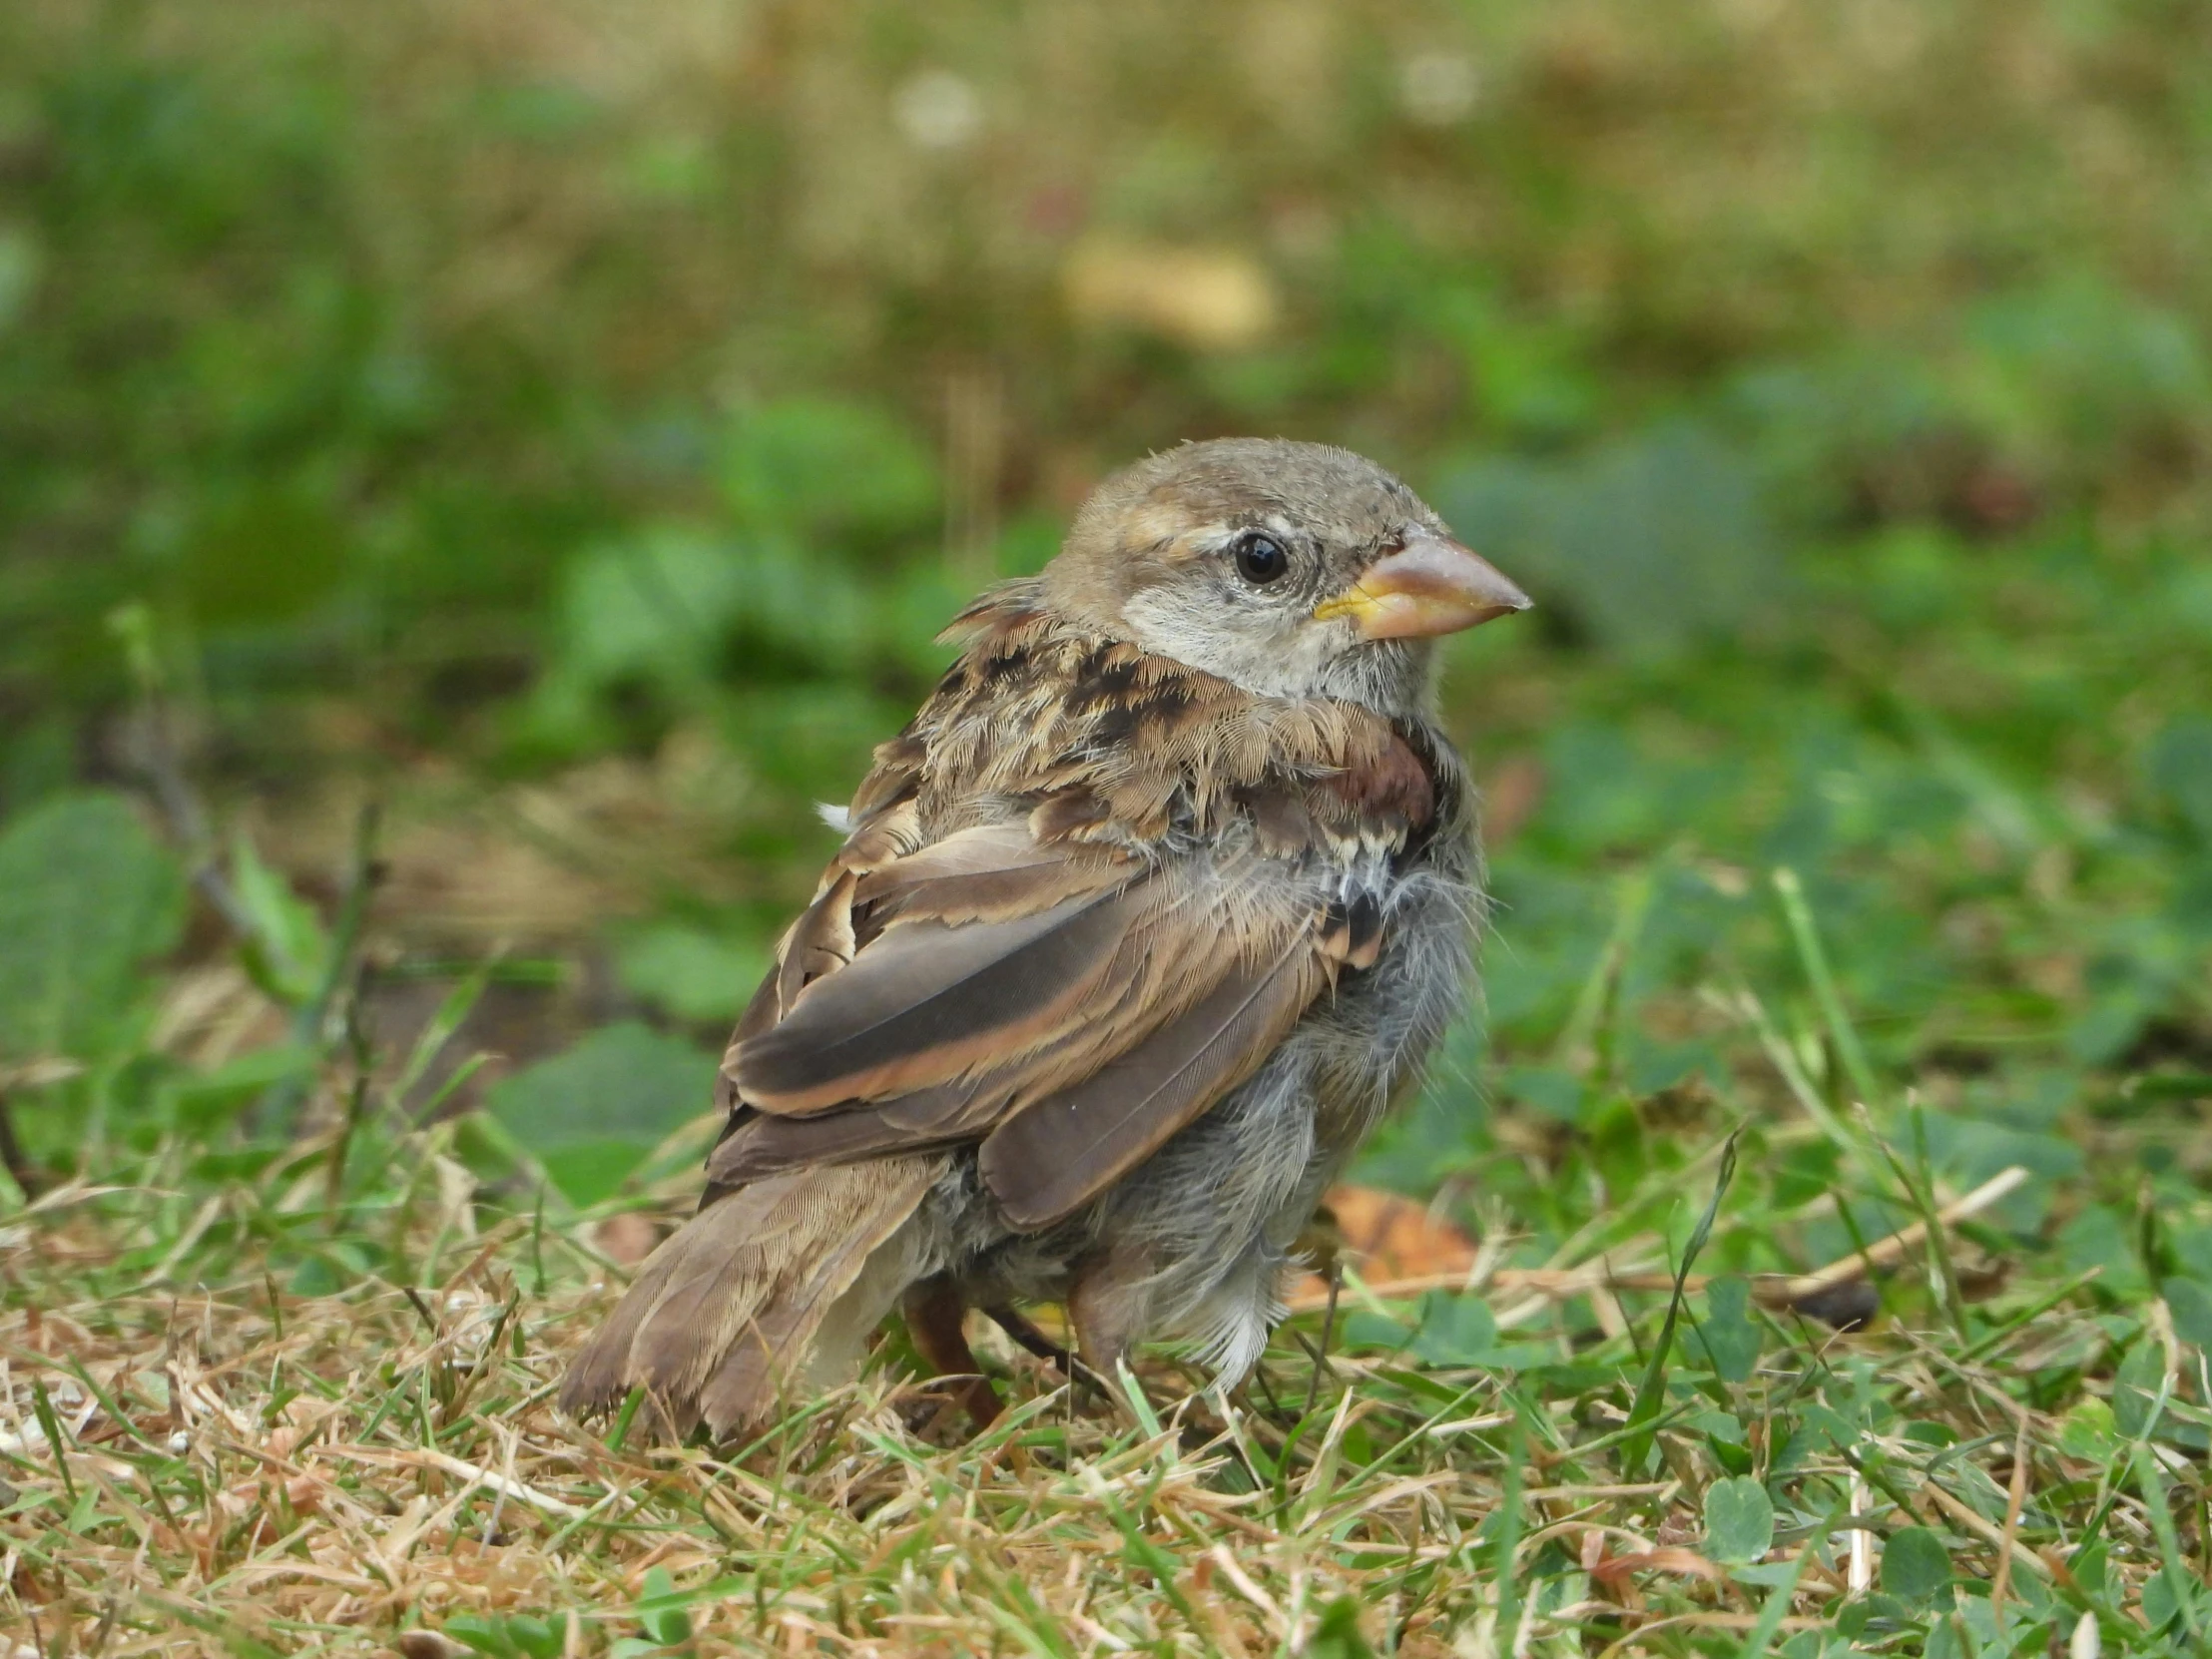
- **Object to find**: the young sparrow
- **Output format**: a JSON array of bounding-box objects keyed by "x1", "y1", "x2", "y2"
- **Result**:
[{"x1": 562, "y1": 437, "x2": 1529, "y2": 1434}]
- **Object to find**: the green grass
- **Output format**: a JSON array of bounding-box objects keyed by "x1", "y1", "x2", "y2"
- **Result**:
[
  {"x1": 5, "y1": 0, "x2": 2212, "y2": 1652},
  {"x1": 4, "y1": 911, "x2": 2208, "y2": 1656},
  {"x1": 5, "y1": 585, "x2": 2210, "y2": 1652}
]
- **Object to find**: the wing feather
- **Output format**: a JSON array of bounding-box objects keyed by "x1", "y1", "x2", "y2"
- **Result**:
[
  {"x1": 976, "y1": 938, "x2": 1324, "y2": 1229},
  {"x1": 706, "y1": 1078, "x2": 986, "y2": 1185},
  {"x1": 853, "y1": 824, "x2": 1122, "y2": 925},
  {"x1": 734, "y1": 889, "x2": 1133, "y2": 1113},
  {"x1": 708, "y1": 848, "x2": 1328, "y2": 1205}
]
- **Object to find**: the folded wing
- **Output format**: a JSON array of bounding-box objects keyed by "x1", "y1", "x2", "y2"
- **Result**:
[{"x1": 707, "y1": 819, "x2": 1337, "y2": 1228}]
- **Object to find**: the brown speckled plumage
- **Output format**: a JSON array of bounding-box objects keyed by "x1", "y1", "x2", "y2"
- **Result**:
[
  {"x1": 561, "y1": 438, "x2": 1526, "y2": 1436},
  {"x1": 870, "y1": 585, "x2": 1446, "y2": 847}
]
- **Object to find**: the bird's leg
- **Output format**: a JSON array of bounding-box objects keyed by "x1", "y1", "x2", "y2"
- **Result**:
[
  {"x1": 1299, "y1": 1258, "x2": 1344, "y2": 1423},
  {"x1": 983, "y1": 1305, "x2": 1111, "y2": 1394},
  {"x1": 900, "y1": 1277, "x2": 1001, "y2": 1430},
  {"x1": 983, "y1": 1304, "x2": 1073, "y2": 1370},
  {"x1": 1069, "y1": 1251, "x2": 1152, "y2": 1418}
]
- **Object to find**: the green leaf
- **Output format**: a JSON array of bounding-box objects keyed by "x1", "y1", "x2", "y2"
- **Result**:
[
  {"x1": 551, "y1": 524, "x2": 883, "y2": 702},
  {"x1": 1304, "y1": 1596, "x2": 1377, "y2": 1659},
  {"x1": 720, "y1": 396, "x2": 939, "y2": 543},
  {"x1": 0, "y1": 792, "x2": 185, "y2": 1062},
  {"x1": 1731, "y1": 1561, "x2": 1807, "y2": 1587},
  {"x1": 1880, "y1": 1525, "x2": 1954, "y2": 1607},
  {"x1": 164, "y1": 1043, "x2": 317, "y2": 1133},
  {"x1": 2111, "y1": 1340, "x2": 2165, "y2": 1439},
  {"x1": 1411, "y1": 1294, "x2": 1498, "y2": 1367},
  {"x1": 1437, "y1": 423, "x2": 1780, "y2": 660},
  {"x1": 1501, "y1": 1064, "x2": 1584, "y2": 1124},
  {"x1": 616, "y1": 924, "x2": 769, "y2": 1025},
  {"x1": 500, "y1": 1615, "x2": 564, "y2": 1659},
  {"x1": 2071, "y1": 1541, "x2": 2109, "y2": 1598},
  {"x1": 1118, "y1": 1361, "x2": 1163, "y2": 1439},
  {"x1": 1339, "y1": 1310, "x2": 1413, "y2": 1353},
  {"x1": 635, "y1": 1565, "x2": 694, "y2": 1646},
  {"x1": 2162, "y1": 1277, "x2": 2212, "y2": 1351},
  {"x1": 2130, "y1": 1072, "x2": 2212, "y2": 1102},
  {"x1": 1694, "y1": 1276, "x2": 1762, "y2": 1384},
  {"x1": 180, "y1": 485, "x2": 350, "y2": 626},
  {"x1": 558, "y1": 528, "x2": 746, "y2": 686},
  {"x1": 228, "y1": 834, "x2": 329, "y2": 1005},
  {"x1": 2130, "y1": 1440, "x2": 2201, "y2": 1640},
  {"x1": 440, "y1": 1614, "x2": 518, "y2": 1658},
  {"x1": 2055, "y1": 1398, "x2": 2116, "y2": 1462},
  {"x1": 2147, "y1": 715, "x2": 2212, "y2": 842},
  {"x1": 481, "y1": 1022, "x2": 715, "y2": 1206},
  {"x1": 2142, "y1": 1562, "x2": 2196, "y2": 1634},
  {"x1": 1703, "y1": 1475, "x2": 1775, "y2": 1564}
]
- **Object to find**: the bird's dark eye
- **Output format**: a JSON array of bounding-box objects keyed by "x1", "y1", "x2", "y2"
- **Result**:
[{"x1": 1233, "y1": 532, "x2": 1289, "y2": 585}]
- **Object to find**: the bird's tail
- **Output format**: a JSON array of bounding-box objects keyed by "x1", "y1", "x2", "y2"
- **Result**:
[{"x1": 560, "y1": 1155, "x2": 946, "y2": 1436}]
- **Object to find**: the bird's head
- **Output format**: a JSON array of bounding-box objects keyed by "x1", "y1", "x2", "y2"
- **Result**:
[{"x1": 1042, "y1": 437, "x2": 1529, "y2": 714}]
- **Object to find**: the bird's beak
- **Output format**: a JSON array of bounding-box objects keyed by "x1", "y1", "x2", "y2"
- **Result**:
[{"x1": 1313, "y1": 536, "x2": 1532, "y2": 640}]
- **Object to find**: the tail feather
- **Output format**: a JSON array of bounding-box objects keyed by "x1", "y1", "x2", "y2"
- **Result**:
[{"x1": 560, "y1": 1157, "x2": 945, "y2": 1435}]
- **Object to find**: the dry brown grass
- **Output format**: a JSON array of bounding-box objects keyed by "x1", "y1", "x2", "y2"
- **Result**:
[
  {"x1": 2, "y1": 1133, "x2": 2180, "y2": 1657},
  {"x1": 3, "y1": 1178, "x2": 1487, "y2": 1656}
]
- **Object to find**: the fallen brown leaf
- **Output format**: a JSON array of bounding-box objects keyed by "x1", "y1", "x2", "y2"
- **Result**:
[
  {"x1": 1294, "y1": 1186, "x2": 1479, "y2": 1305},
  {"x1": 1591, "y1": 1547, "x2": 1727, "y2": 1585}
]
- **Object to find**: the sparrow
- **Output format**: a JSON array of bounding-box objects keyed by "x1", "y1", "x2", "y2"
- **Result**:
[{"x1": 561, "y1": 437, "x2": 1530, "y2": 1435}]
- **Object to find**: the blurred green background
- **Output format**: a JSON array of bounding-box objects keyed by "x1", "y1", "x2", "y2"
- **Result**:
[{"x1": 3, "y1": 0, "x2": 2210, "y2": 1219}]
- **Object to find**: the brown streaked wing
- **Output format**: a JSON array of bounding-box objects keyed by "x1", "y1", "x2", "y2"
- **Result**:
[
  {"x1": 713, "y1": 828, "x2": 1332, "y2": 1200},
  {"x1": 776, "y1": 867, "x2": 859, "y2": 1015},
  {"x1": 733, "y1": 888, "x2": 1136, "y2": 1115},
  {"x1": 705, "y1": 1078, "x2": 986, "y2": 1186},
  {"x1": 718, "y1": 823, "x2": 1135, "y2": 1111},
  {"x1": 976, "y1": 937, "x2": 1326, "y2": 1230},
  {"x1": 852, "y1": 824, "x2": 1129, "y2": 926}
]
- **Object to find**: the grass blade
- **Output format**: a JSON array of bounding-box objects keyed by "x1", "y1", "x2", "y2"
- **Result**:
[
  {"x1": 1620, "y1": 1129, "x2": 1739, "y2": 1477},
  {"x1": 1772, "y1": 867, "x2": 1881, "y2": 1109}
]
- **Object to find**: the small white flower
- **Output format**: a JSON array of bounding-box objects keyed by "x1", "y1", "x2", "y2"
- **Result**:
[
  {"x1": 168, "y1": 1430, "x2": 191, "y2": 1455},
  {"x1": 1397, "y1": 51, "x2": 1481, "y2": 127},
  {"x1": 893, "y1": 70, "x2": 983, "y2": 152}
]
